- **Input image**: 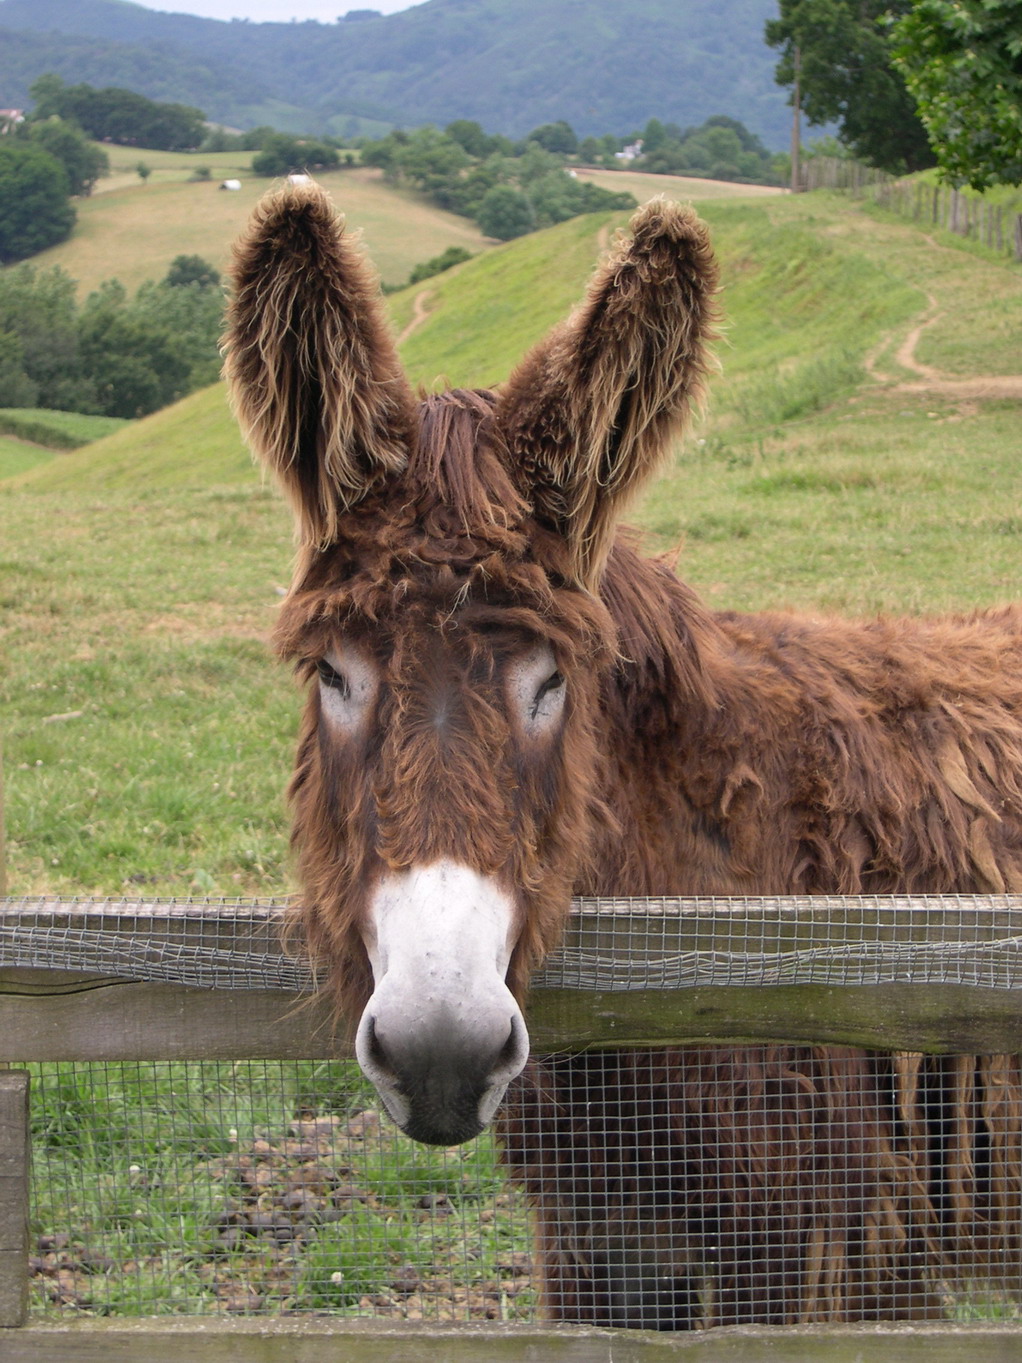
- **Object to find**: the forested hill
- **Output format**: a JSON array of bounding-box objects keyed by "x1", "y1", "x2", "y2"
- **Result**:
[{"x1": 0, "y1": 0, "x2": 792, "y2": 148}]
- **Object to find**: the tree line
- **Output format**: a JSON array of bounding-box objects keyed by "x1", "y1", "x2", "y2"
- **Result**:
[
  {"x1": 0, "y1": 75, "x2": 210, "y2": 265},
  {"x1": 30, "y1": 74, "x2": 206, "y2": 152},
  {"x1": 358, "y1": 123, "x2": 634, "y2": 241},
  {"x1": 354, "y1": 116, "x2": 783, "y2": 242},
  {"x1": 0, "y1": 256, "x2": 223, "y2": 419}
]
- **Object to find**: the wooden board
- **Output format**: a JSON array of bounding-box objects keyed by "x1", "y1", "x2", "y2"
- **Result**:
[
  {"x1": 5, "y1": 1319, "x2": 1022, "y2": 1361},
  {"x1": 3, "y1": 894, "x2": 1022, "y2": 1060},
  {"x1": 3, "y1": 968, "x2": 1022, "y2": 1061},
  {"x1": 0, "y1": 1071, "x2": 29, "y2": 1327}
]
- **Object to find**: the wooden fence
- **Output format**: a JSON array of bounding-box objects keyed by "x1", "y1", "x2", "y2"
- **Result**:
[
  {"x1": 798, "y1": 156, "x2": 1022, "y2": 262},
  {"x1": 3, "y1": 896, "x2": 1022, "y2": 1360}
]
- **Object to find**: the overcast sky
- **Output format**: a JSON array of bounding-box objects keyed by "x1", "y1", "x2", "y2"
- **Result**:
[{"x1": 138, "y1": 0, "x2": 421, "y2": 19}]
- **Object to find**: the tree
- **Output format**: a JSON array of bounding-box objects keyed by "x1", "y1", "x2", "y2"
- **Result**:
[
  {"x1": 476, "y1": 185, "x2": 535, "y2": 240},
  {"x1": 637, "y1": 116, "x2": 782, "y2": 185},
  {"x1": 239, "y1": 126, "x2": 277, "y2": 151},
  {"x1": 525, "y1": 121, "x2": 579, "y2": 155},
  {"x1": 579, "y1": 134, "x2": 622, "y2": 167},
  {"x1": 251, "y1": 134, "x2": 340, "y2": 176},
  {"x1": 408, "y1": 246, "x2": 474, "y2": 285},
  {"x1": 0, "y1": 142, "x2": 75, "y2": 264},
  {"x1": 20, "y1": 118, "x2": 109, "y2": 197},
  {"x1": 28, "y1": 73, "x2": 68, "y2": 122},
  {"x1": 78, "y1": 283, "x2": 191, "y2": 418},
  {"x1": 891, "y1": 0, "x2": 1022, "y2": 189},
  {"x1": 392, "y1": 127, "x2": 469, "y2": 200},
  {"x1": 164, "y1": 255, "x2": 221, "y2": 290},
  {"x1": 28, "y1": 75, "x2": 205, "y2": 151},
  {"x1": 0, "y1": 261, "x2": 224, "y2": 417},
  {"x1": 445, "y1": 119, "x2": 492, "y2": 158},
  {"x1": 0, "y1": 264, "x2": 94, "y2": 410},
  {"x1": 766, "y1": 0, "x2": 935, "y2": 173},
  {"x1": 0, "y1": 332, "x2": 41, "y2": 408},
  {"x1": 133, "y1": 279, "x2": 223, "y2": 391},
  {"x1": 640, "y1": 118, "x2": 670, "y2": 153}
]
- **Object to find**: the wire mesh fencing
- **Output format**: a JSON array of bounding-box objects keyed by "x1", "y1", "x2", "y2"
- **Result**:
[
  {"x1": 25, "y1": 1059, "x2": 535, "y2": 1321},
  {"x1": 6, "y1": 895, "x2": 1022, "y2": 1331},
  {"x1": 5, "y1": 894, "x2": 1022, "y2": 992}
]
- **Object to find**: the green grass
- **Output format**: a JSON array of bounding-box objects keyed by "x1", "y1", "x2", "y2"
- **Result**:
[
  {"x1": 12, "y1": 385, "x2": 255, "y2": 494},
  {"x1": 396, "y1": 212, "x2": 622, "y2": 388},
  {"x1": 0, "y1": 437, "x2": 57, "y2": 480},
  {"x1": 0, "y1": 474, "x2": 294, "y2": 896},
  {"x1": 0, "y1": 409, "x2": 132, "y2": 481},
  {"x1": 0, "y1": 408, "x2": 130, "y2": 450},
  {"x1": 575, "y1": 165, "x2": 785, "y2": 204}
]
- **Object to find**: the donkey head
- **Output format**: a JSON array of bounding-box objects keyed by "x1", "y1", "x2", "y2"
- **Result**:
[{"x1": 224, "y1": 183, "x2": 718, "y2": 1145}]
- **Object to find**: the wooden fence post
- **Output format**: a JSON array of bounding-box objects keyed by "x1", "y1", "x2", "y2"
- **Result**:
[
  {"x1": 0, "y1": 736, "x2": 6, "y2": 897},
  {"x1": 0, "y1": 1071, "x2": 29, "y2": 1328},
  {"x1": 1015, "y1": 214, "x2": 1022, "y2": 263}
]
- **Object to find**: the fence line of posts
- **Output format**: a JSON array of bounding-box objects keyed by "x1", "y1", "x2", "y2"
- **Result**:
[
  {"x1": 4, "y1": 896, "x2": 1022, "y2": 1358},
  {"x1": 797, "y1": 156, "x2": 1022, "y2": 263}
]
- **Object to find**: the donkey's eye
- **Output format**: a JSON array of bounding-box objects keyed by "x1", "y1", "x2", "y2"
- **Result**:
[
  {"x1": 316, "y1": 645, "x2": 378, "y2": 735},
  {"x1": 531, "y1": 670, "x2": 564, "y2": 719},
  {"x1": 317, "y1": 658, "x2": 351, "y2": 699},
  {"x1": 509, "y1": 644, "x2": 565, "y2": 735}
]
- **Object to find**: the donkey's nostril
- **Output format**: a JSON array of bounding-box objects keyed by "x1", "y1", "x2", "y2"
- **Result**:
[
  {"x1": 498, "y1": 1021, "x2": 519, "y2": 1067},
  {"x1": 364, "y1": 1015, "x2": 398, "y2": 1083}
]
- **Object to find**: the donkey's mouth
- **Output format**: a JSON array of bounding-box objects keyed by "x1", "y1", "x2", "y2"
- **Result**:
[{"x1": 357, "y1": 1006, "x2": 529, "y2": 1146}]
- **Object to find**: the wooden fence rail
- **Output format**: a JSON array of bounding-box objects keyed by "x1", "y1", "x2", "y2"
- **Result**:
[{"x1": 3, "y1": 895, "x2": 1022, "y2": 1359}]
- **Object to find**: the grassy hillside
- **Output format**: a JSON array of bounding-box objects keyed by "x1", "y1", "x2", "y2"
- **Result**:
[
  {"x1": 32, "y1": 165, "x2": 492, "y2": 296},
  {"x1": 2, "y1": 188, "x2": 1021, "y2": 899},
  {"x1": 0, "y1": 409, "x2": 129, "y2": 478}
]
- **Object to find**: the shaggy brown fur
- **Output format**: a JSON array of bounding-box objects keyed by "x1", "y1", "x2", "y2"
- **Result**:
[{"x1": 224, "y1": 182, "x2": 1022, "y2": 1328}]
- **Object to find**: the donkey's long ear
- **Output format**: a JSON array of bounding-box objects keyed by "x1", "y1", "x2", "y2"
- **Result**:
[
  {"x1": 498, "y1": 199, "x2": 719, "y2": 587},
  {"x1": 223, "y1": 183, "x2": 416, "y2": 547}
]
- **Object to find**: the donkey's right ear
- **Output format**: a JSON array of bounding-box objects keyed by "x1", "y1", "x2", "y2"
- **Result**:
[{"x1": 223, "y1": 183, "x2": 416, "y2": 547}]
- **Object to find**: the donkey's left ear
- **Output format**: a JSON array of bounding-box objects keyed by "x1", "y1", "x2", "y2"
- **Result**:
[
  {"x1": 223, "y1": 183, "x2": 416, "y2": 547},
  {"x1": 497, "y1": 199, "x2": 720, "y2": 588}
]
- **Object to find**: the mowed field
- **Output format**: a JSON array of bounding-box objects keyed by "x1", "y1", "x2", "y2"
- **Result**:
[
  {"x1": 576, "y1": 165, "x2": 784, "y2": 202},
  {"x1": 31, "y1": 162, "x2": 491, "y2": 295},
  {"x1": 1, "y1": 176, "x2": 1021, "y2": 900}
]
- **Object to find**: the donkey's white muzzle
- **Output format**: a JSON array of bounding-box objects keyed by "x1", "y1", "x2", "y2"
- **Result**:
[{"x1": 355, "y1": 860, "x2": 530, "y2": 1145}]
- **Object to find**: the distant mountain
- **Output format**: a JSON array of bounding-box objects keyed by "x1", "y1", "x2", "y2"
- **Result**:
[{"x1": 0, "y1": 0, "x2": 793, "y2": 148}]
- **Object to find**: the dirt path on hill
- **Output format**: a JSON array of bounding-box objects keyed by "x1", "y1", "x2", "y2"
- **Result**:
[
  {"x1": 396, "y1": 221, "x2": 614, "y2": 349},
  {"x1": 397, "y1": 287, "x2": 435, "y2": 346},
  {"x1": 873, "y1": 305, "x2": 1022, "y2": 399},
  {"x1": 864, "y1": 231, "x2": 1022, "y2": 402},
  {"x1": 866, "y1": 293, "x2": 1022, "y2": 397}
]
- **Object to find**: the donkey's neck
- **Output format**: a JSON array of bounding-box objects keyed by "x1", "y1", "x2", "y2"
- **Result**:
[{"x1": 590, "y1": 542, "x2": 742, "y2": 896}]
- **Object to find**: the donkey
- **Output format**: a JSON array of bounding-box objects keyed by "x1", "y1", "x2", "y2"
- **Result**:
[{"x1": 224, "y1": 183, "x2": 1022, "y2": 1327}]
